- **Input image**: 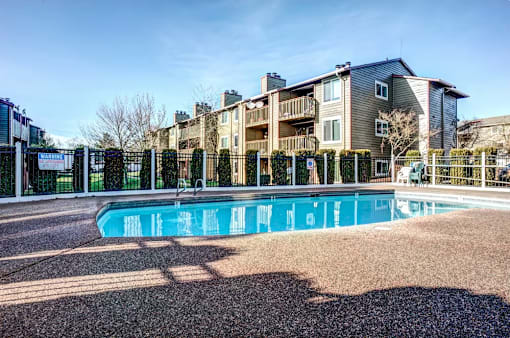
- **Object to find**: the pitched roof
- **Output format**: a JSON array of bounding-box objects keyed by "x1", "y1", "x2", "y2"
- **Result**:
[
  {"x1": 392, "y1": 75, "x2": 469, "y2": 98},
  {"x1": 460, "y1": 114, "x2": 510, "y2": 128}
]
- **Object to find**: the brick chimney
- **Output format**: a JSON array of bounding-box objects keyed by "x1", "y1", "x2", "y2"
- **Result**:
[
  {"x1": 261, "y1": 73, "x2": 286, "y2": 94},
  {"x1": 173, "y1": 110, "x2": 190, "y2": 123},
  {"x1": 192, "y1": 102, "x2": 212, "y2": 117},
  {"x1": 220, "y1": 90, "x2": 242, "y2": 108}
]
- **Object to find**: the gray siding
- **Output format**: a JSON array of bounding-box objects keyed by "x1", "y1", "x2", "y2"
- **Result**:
[
  {"x1": 0, "y1": 104, "x2": 9, "y2": 145},
  {"x1": 429, "y1": 84, "x2": 458, "y2": 153},
  {"x1": 351, "y1": 60, "x2": 413, "y2": 155},
  {"x1": 443, "y1": 93, "x2": 457, "y2": 153},
  {"x1": 429, "y1": 83, "x2": 443, "y2": 150}
]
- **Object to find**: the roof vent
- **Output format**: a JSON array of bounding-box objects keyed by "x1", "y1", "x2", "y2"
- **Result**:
[
  {"x1": 345, "y1": 61, "x2": 351, "y2": 67},
  {"x1": 335, "y1": 65, "x2": 341, "y2": 70}
]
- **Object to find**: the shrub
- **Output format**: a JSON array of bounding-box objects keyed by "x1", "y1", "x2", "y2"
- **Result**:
[
  {"x1": 427, "y1": 149, "x2": 444, "y2": 184},
  {"x1": 161, "y1": 149, "x2": 178, "y2": 188},
  {"x1": 339, "y1": 150, "x2": 355, "y2": 183},
  {"x1": 473, "y1": 147, "x2": 497, "y2": 186},
  {"x1": 260, "y1": 174, "x2": 270, "y2": 186},
  {"x1": 0, "y1": 147, "x2": 15, "y2": 196},
  {"x1": 450, "y1": 148, "x2": 472, "y2": 185},
  {"x1": 190, "y1": 148, "x2": 204, "y2": 186},
  {"x1": 405, "y1": 150, "x2": 421, "y2": 166},
  {"x1": 271, "y1": 150, "x2": 288, "y2": 185},
  {"x1": 356, "y1": 149, "x2": 371, "y2": 183},
  {"x1": 316, "y1": 149, "x2": 336, "y2": 184},
  {"x1": 26, "y1": 147, "x2": 59, "y2": 194},
  {"x1": 295, "y1": 149, "x2": 314, "y2": 185},
  {"x1": 218, "y1": 149, "x2": 232, "y2": 187},
  {"x1": 104, "y1": 148, "x2": 124, "y2": 191},
  {"x1": 140, "y1": 149, "x2": 152, "y2": 189},
  {"x1": 245, "y1": 150, "x2": 258, "y2": 186}
]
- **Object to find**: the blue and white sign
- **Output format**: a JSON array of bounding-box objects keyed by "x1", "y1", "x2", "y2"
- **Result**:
[
  {"x1": 306, "y1": 158, "x2": 314, "y2": 170},
  {"x1": 38, "y1": 153, "x2": 65, "y2": 171}
]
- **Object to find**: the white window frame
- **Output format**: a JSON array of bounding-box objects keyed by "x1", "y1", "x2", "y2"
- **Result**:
[
  {"x1": 375, "y1": 119, "x2": 389, "y2": 137},
  {"x1": 221, "y1": 111, "x2": 228, "y2": 125},
  {"x1": 233, "y1": 133, "x2": 239, "y2": 148},
  {"x1": 322, "y1": 115, "x2": 342, "y2": 144},
  {"x1": 375, "y1": 80, "x2": 388, "y2": 101},
  {"x1": 375, "y1": 159, "x2": 389, "y2": 177},
  {"x1": 220, "y1": 136, "x2": 229, "y2": 149},
  {"x1": 322, "y1": 78, "x2": 341, "y2": 104},
  {"x1": 233, "y1": 108, "x2": 238, "y2": 122}
]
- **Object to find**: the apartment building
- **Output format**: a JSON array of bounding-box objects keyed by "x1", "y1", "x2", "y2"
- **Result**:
[
  {"x1": 155, "y1": 58, "x2": 468, "y2": 158},
  {"x1": 457, "y1": 114, "x2": 510, "y2": 151},
  {"x1": 0, "y1": 98, "x2": 45, "y2": 147}
]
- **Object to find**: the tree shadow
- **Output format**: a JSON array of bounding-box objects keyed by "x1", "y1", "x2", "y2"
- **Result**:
[{"x1": 1, "y1": 238, "x2": 508, "y2": 336}]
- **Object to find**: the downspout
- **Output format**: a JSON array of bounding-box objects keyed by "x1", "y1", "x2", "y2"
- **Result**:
[
  {"x1": 335, "y1": 66, "x2": 347, "y2": 148},
  {"x1": 441, "y1": 87, "x2": 445, "y2": 149}
]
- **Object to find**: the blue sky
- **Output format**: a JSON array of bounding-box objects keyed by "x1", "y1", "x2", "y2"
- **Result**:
[{"x1": 1, "y1": 0, "x2": 509, "y2": 139}]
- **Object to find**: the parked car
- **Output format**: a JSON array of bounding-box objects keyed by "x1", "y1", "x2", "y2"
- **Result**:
[{"x1": 498, "y1": 164, "x2": 510, "y2": 181}]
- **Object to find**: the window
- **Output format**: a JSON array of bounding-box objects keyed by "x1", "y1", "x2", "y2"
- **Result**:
[
  {"x1": 220, "y1": 136, "x2": 229, "y2": 149},
  {"x1": 375, "y1": 119, "x2": 389, "y2": 137},
  {"x1": 170, "y1": 128, "x2": 174, "y2": 136},
  {"x1": 323, "y1": 78, "x2": 341, "y2": 103},
  {"x1": 375, "y1": 160, "x2": 389, "y2": 176},
  {"x1": 323, "y1": 117, "x2": 341, "y2": 143},
  {"x1": 233, "y1": 133, "x2": 239, "y2": 148},
  {"x1": 221, "y1": 111, "x2": 228, "y2": 124},
  {"x1": 375, "y1": 80, "x2": 388, "y2": 100},
  {"x1": 233, "y1": 108, "x2": 239, "y2": 122}
]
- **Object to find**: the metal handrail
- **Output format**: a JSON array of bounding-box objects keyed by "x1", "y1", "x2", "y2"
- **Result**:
[
  {"x1": 193, "y1": 179, "x2": 205, "y2": 196},
  {"x1": 176, "y1": 178, "x2": 187, "y2": 197}
]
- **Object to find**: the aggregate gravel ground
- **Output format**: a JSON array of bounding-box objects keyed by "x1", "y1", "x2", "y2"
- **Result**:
[{"x1": 1, "y1": 187, "x2": 509, "y2": 337}]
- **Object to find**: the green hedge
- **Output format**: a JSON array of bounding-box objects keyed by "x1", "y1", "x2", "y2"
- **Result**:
[
  {"x1": 405, "y1": 150, "x2": 421, "y2": 166},
  {"x1": 27, "y1": 148, "x2": 58, "y2": 194},
  {"x1": 427, "y1": 149, "x2": 444, "y2": 184},
  {"x1": 339, "y1": 150, "x2": 355, "y2": 183},
  {"x1": 104, "y1": 148, "x2": 124, "y2": 191},
  {"x1": 271, "y1": 150, "x2": 288, "y2": 185},
  {"x1": 295, "y1": 149, "x2": 314, "y2": 185},
  {"x1": 218, "y1": 149, "x2": 232, "y2": 187},
  {"x1": 245, "y1": 150, "x2": 258, "y2": 186},
  {"x1": 450, "y1": 148, "x2": 472, "y2": 185},
  {"x1": 316, "y1": 149, "x2": 336, "y2": 184},
  {"x1": 190, "y1": 148, "x2": 204, "y2": 187},
  {"x1": 356, "y1": 149, "x2": 371, "y2": 183},
  {"x1": 72, "y1": 147, "x2": 89, "y2": 192},
  {"x1": 473, "y1": 147, "x2": 497, "y2": 186},
  {"x1": 161, "y1": 149, "x2": 178, "y2": 188},
  {"x1": 140, "y1": 149, "x2": 152, "y2": 189},
  {"x1": 0, "y1": 147, "x2": 15, "y2": 196}
]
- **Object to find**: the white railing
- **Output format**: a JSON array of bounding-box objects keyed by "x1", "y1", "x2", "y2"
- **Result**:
[{"x1": 279, "y1": 135, "x2": 317, "y2": 152}]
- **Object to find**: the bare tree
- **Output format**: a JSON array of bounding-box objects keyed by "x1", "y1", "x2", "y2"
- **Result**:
[
  {"x1": 81, "y1": 97, "x2": 132, "y2": 150},
  {"x1": 129, "y1": 93, "x2": 167, "y2": 151},
  {"x1": 190, "y1": 84, "x2": 221, "y2": 153},
  {"x1": 379, "y1": 108, "x2": 438, "y2": 158},
  {"x1": 82, "y1": 94, "x2": 167, "y2": 151}
]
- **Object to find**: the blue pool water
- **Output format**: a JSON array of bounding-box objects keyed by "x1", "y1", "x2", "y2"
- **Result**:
[{"x1": 97, "y1": 193, "x2": 476, "y2": 237}]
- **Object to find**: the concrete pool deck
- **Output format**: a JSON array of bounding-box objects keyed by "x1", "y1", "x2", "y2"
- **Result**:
[{"x1": 1, "y1": 185, "x2": 509, "y2": 336}]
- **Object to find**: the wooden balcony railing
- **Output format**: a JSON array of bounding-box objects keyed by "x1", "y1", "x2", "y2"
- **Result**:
[
  {"x1": 279, "y1": 135, "x2": 317, "y2": 152},
  {"x1": 246, "y1": 106, "x2": 269, "y2": 127},
  {"x1": 246, "y1": 139, "x2": 268, "y2": 155},
  {"x1": 178, "y1": 124, "x2": 201, "y2": 140},
  {"x1": 279, "y1": 96, "x2": 316, "y2": 121}
]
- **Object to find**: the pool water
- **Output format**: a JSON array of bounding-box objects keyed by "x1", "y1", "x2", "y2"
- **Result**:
[{"x1": 97, "y1": 193, "x2": 476, "y2": 237}]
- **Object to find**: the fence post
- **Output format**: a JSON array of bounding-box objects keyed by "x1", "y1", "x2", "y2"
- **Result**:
[
  {"x1": 256, "y1": 152, "x2": 261, "y2": 187},
  {"x1": 323, "y1": 153, "x2": 328, "y2": 185},
  {"x1": 354, "y1": 153, "x2": 359, "y2": 184},
  {"x1": 432, "y1": 153, "x2": 436, "y2": 186},
  {"x1": 292, "y1": 153, "x2": 296, "y2": 186},
  {"x1": 481, "y1": 152, "x2": 486, "y2": 188},
  {"x1": 84, "y1": 146, "x2": 89, "y2": 194},
  {"x1": 15, "y1": 142, "x2": 22, "y2": 199},
  {"x1": 202, "y1": 150, "x2": 207, "y2": 190},
  {"x1": 391, "y1": 154, "x2": 395, "y2": 183},
  {"x1": 150, "y1": 149, "x2": 156, "y2": 191}
]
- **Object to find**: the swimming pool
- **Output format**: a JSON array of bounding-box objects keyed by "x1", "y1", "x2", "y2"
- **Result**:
[{"x1": 97, "y1": 192, "x2": 478, "y2": 237}]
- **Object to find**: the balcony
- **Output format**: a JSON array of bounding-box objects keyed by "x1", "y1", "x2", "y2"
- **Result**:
[
  {"x1": 246, "y1": 139, "x2": 268, "y2": 155},
  {"x1": 246, "y1": 106, "x2": 268, "y2": 128},
  {"x1": 279, "y1": 135, "x2": 317, "y2": 153},
  {"x1": 279, "y1": 96, "x2": 316, "y2": 122},
  {"x1": 178, "y1": 123, "x2": 201, "y2": 140}
]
